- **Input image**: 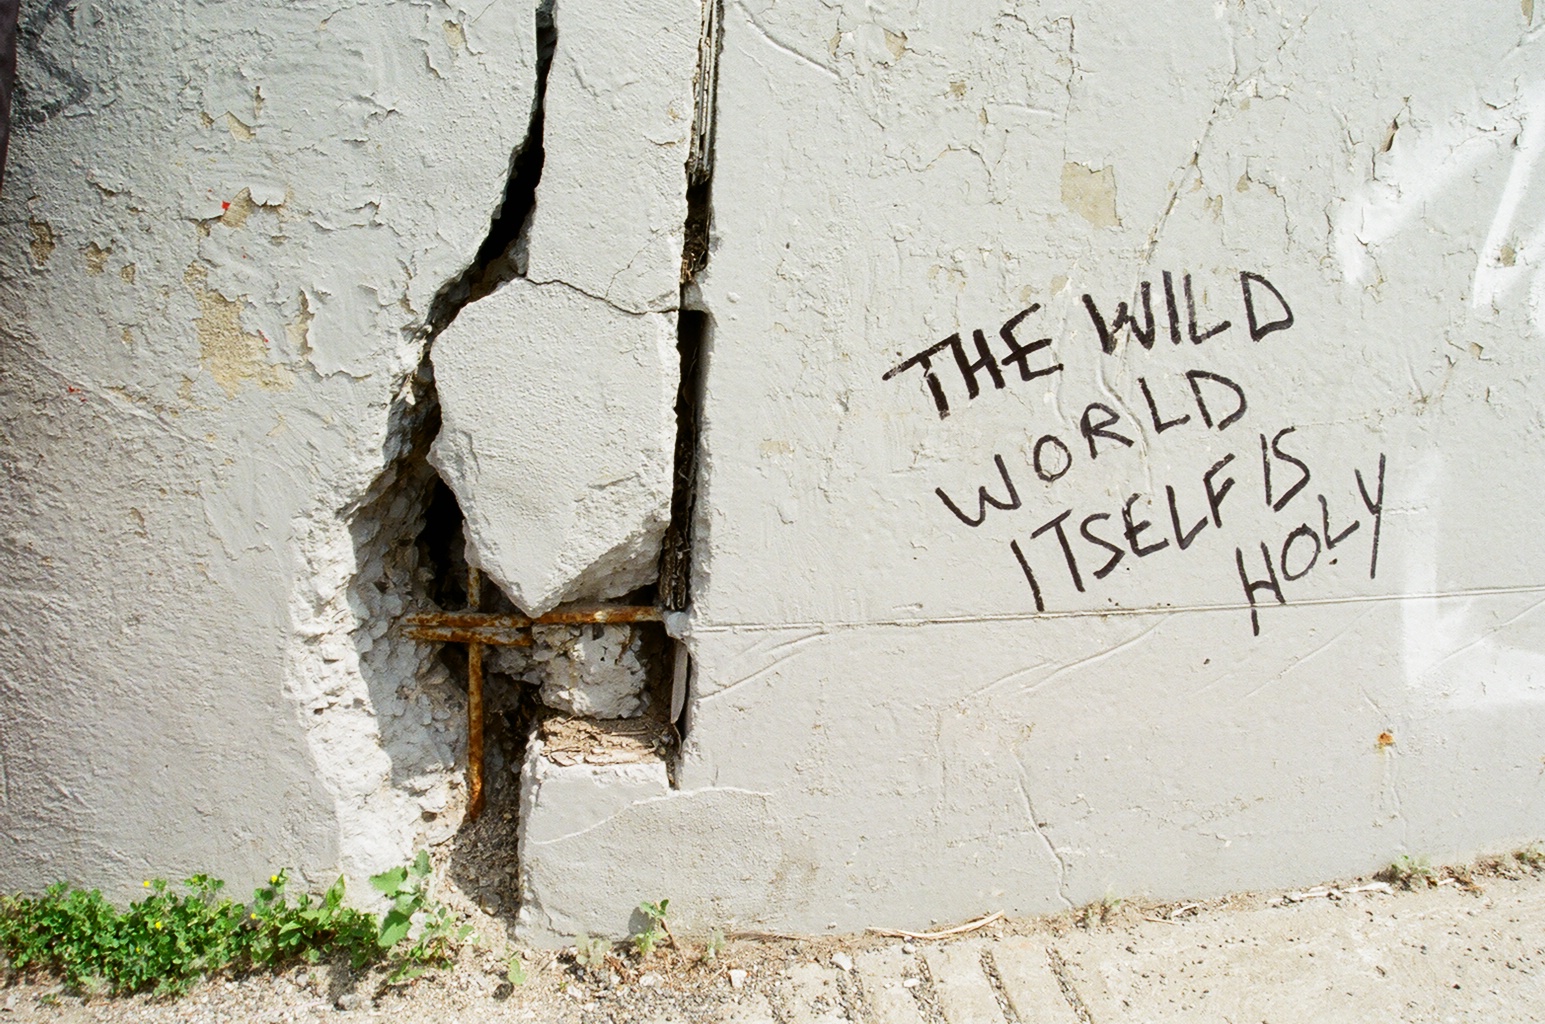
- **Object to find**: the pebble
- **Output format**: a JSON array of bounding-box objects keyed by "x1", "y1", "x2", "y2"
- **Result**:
[
  {"x1": 831, "y1": 952, "x2": 854, "y2": 972},
  {"x1": 335, "y1": 992, "x2": 361, "y2": 1011},
  {"x1": 902, "y1": 978, "x2": 921, "y2": 989},
  {"x1": 639, "y1": 972, "x2": 661, "y2": 988},
  {"x1": 727, "y1": 969, "x2": 748, "y2": 989},
  {"x1": 901, "y1": 942, "x2": 916, "y2": 954}
]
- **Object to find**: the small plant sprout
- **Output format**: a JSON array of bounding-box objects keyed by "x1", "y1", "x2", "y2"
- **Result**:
[
  {"x1": 632, "y1": 898, "x2": 674, "y2": 958},
  {"x1": 368, "y1": 850, "x2": 472, "y2": 982},
  {"x1": 702, "y1": 926, "x2": 726, "y2": 961},
  {"x1": 505, "y1": 952, "x2": 527, "y2": 987},
  {"x1": 573, "y1": 933, "x2": 611, "y2": 972},
  {"x1": 1382, "y1": 854, "x2": 1435, "y2": 890}
]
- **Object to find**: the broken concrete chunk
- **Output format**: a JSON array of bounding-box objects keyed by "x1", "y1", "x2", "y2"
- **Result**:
[
  {"x1": 517, "y1": 723, "x2": 670, "y2": 848},
  {"x1": 532, "y1": 624, "x2": 649, "y2": 719},
  {"x1": 429, "y1": 278, "x2": 677, "y2": 615},
  {"x1": 523, "y1": 0, "x2": 703, "y2": 313}
]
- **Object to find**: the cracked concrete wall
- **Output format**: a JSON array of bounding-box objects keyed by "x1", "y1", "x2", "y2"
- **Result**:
[
  {"x1": 0, "y1": 0, "x2": 534, "y2": 896},
  {"x1": 3, "y1": 0, "x2": 1542, "y2": 943},
  {"x1": 520, "y1": 0, "x2": 1545, "y2": 942}
]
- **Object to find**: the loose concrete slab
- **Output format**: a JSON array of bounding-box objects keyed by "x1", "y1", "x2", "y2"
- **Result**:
[
  {"x1": 524, "y1": 0, "x2": 702, "y2": 313},
  {"x1": 1055, "y1": 881, "x2": 1545, "y2": 1023},
  {"x1": 989, "y1": 938, "x2": 1079, "y2": 1024},
  {"x1": 430, "y1": 278, "x2": 677, "y2": 614},
  {"x1": 777, "y1": 962, "x2": 851, "y2": 1024}
]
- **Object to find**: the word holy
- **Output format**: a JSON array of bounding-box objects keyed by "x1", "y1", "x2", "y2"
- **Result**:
[{"x1": 883, "y1": 270, "x2": 1294, "y2": 420}]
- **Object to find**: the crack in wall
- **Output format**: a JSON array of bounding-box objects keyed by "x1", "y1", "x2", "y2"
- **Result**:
[
  {"x1": 661, "y1": 0, "x2": 724, "y2": 750},
  {"x1": 425, "y1": 0, "x2": 557, "y2": 339},
  {"x1": 298, "y1": 0, "x2": 559, "y2": 912}
]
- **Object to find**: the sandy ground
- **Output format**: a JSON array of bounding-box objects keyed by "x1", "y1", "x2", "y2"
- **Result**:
[{"x1": 3, "y1": 853, "x2": 1543, "y2": 1023}]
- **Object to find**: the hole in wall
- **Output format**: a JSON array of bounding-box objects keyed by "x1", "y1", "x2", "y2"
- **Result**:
[{"x1": 346, "y1": 0, "x2": 720, "y2": 930}]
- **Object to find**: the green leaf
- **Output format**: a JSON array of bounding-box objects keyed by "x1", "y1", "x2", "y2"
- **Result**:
[
  {"x1": 370, "y1": 866, "x2": 409, "y2": 897},
  {"x1": 377, "y1": 910, "x2": 412, "y2": 949},
  {"x1": 411, "y1": 851, "x2": 431, "y2": 877}
]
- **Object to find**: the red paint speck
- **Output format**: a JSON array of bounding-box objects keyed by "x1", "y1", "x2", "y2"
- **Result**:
[{"x1": 221, "y1": 201, "x2": 231, "y2": 211}]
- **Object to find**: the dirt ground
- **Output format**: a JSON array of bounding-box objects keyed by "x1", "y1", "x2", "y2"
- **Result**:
[{"x1": 2, "y1": 852, "x2": 1542, "y2": 1024}]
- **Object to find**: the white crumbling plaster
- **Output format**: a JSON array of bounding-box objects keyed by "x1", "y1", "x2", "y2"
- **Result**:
[
  {"x1": 0, "y1": 0, "x2": 534, "y2": 897},
  {"x1": 429, "y1": 279, "x2": 677, "y2": 614},
  {"x1": 532, "y1": 625, "x2": 650, "y2": 719}
]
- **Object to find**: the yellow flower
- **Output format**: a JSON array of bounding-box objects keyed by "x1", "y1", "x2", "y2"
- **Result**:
[
  {"x1": 250, "y1": 913, "x2": 259, "y2": 920},
  {"x1": 142, "y1": 880, "x2": 150, "y2": 888},
  {"x1": 153, "y1": 921, "x2": 162, "y2": 930},
  {"x1": 269, "y1": 875, "x2": 279, "y2": 885}
]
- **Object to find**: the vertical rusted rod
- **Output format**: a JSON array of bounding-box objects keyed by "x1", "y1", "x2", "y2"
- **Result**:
[{"x1": 466, "y1": 566, "x2": 485, "y2": 822}]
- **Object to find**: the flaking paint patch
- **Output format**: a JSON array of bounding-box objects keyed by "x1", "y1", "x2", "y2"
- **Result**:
[
  {"x1": 120, "y1": 263, "x2": 137, "y2": 284},
  {"x1": 1061, "y1": 162, "x2": 1121, "y2": 229},
  {"x1": 1526, "y1": 0, "x2": 1535, "y2": 24},
  {"x1": 221, "y1": 189, "x2": 257, "y2": 229},
  {"x1": 225, "y1": 112, "x2": 256, "y2": 142},
  {"x1": 82, "y1": 242, "x2": 111, "y2": 275},
  {"x1": 185, "y1": 263, "x2": 294, "y2": 398},
  {"x1": 285, "y1": 292, "x2": 315, "y2": 359},
  {"x1": 28, "y1": 220, "x2": 55, "y2": 266}
]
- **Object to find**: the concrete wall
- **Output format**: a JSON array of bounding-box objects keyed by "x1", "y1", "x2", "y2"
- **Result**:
[{"x1": 2, "y1": 0, "x2": 1543, "y2": 943}]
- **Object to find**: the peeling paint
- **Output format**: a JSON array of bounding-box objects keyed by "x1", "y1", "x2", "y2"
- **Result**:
[
  {"x1": 1061, "y1": 162, "x2": 1120, "y2": 228},
  {"x1": 185, "y1": 263, "x2": 294, "y2": 397},
  {"x1": 81, "y1": 242, "x2": 111, "y2": 274},
  {"x1": 28, "y1": 219, "x2": 55, "y2": 266}
]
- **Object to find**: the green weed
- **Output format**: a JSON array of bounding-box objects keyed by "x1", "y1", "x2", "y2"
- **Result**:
[
  {"x1": 0, "y1": 853, "x2": 467, "y2": 998},
  {"x1": 632, "y1": 898, "x2": 673, "y2": 959},
  {"x1": 572, "y1": 933, "x2": 611, "y2": 972},
  {"x1": 1381, "y1": 854, "x2": 1435, "y2": 889}
]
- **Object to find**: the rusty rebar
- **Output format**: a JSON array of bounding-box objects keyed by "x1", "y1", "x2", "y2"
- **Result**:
[
  {"x1": 402, "y1": 596, "x2": 664, "y2": 823},
  {"x1": 466, "y1": 567, "x2": 485, "y2": 822}
]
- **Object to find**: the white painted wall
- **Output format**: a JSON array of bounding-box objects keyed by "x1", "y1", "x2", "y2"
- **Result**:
[
  {"x1": 521, "y1": 0, "x2": 1545, "y2": 940},
  {"x1": 3, "y1": 0, "x2": 1543, "y2": 943}
]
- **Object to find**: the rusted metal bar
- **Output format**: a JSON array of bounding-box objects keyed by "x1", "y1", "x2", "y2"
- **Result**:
[
  {"x1": 466, "y1": 567, "x2": 485, "y2": 822},
  {"x1": 401, "y1": 594, "x2": 664, "y2": 823},
  {"x1": 403, "y1": 604, "x2": 663, "y2": 630},
  {"x1": 401, "y1": 624, "x2": 536, "y2": 646}
]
